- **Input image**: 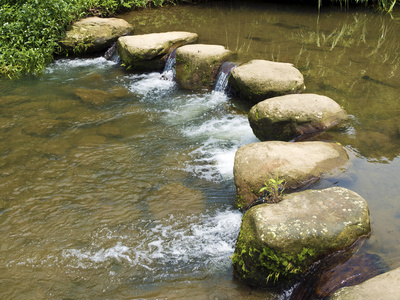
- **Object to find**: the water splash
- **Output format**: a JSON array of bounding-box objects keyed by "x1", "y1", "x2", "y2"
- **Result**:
[
  {"x1": 48, "y1": 57, "x2": 117, "y2": 70},
  {"x1": 161, "y1": 92, "x2": 230, "y2": 124},
  {"x1": 213, "y1": 62, "x2": 236, "y2": 93},
  {"x1": 125, "y1": 72, "x2": 177, "y2": 100},
  {"x1": 61, "y1": 208, "x2": 242, "y2": 279},
  {"x1": 45, "y1": 57, "x2": 117, "y2": 78},
  {"x1": 182, "y1": 115, "x2": 258, "y2": 181},
  {"x1": 161, "y1": 48, "x2": 177, "y2": 81},
  {"x1": 123, "y1": 71, "x2": 258, "y2": 182},
  {"x1": 104, "y1": 42, "x2": 121, "y2": 64}
]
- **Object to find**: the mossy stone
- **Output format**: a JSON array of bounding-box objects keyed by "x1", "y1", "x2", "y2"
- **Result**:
[
  {"x1": 233, "y1": 141, "x2": 349, "y2": 210},
  {"x1": 175, "y1": 44, "x2": 233, "y2": 90},
  {"x1": 232, "y1": 187, "x2": 371, "y2": 287}
]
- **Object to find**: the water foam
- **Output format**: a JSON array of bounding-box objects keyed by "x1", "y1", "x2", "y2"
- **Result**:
[
  {"x1": 182, "y1": 114, "x2": 253, "y2": 140},
  {"x1": 183, "y1": 115, "x2": 259, "y2": 181},
  {"x1": 125, "y1": 72, "x2": 177, "y2": 101},
  {"x1": 46, "y1": 57, "x2": 117, "y2": 73},
  {"x1": 61, "y1": 208, "x2": 242, "y2": 278},
  {"x1": 213, "y1": 62, "x2": 236, "y2": 93},
  {"x1": 122, "y1": 70, "x2": 258, "y2": 182},
  {"x1": 63, "y1": 242, "x2": 132, "y2": 264},
  {"x1": 161, "y1": 48, "x2": 177, "y2": 81},
  {"x1": 161, "y1": 91, "x2": 229, "y2": 126}
]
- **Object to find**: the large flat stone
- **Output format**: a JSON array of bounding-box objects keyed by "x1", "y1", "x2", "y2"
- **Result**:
[
  {"x1": 249, "y1": 93, "x2": 348, "y2": 141},
  {"x1": 229, "y1": 59, "x2": 305, "y2": 103},
  {"x1": 117, "y1": 31, "x2": 198, "y2": 71},
  {"x1": 232, "y1": 187, "x2": 370, "y2": 287},
  {"x1": 175, "y1": 44, "x2": 233, "y2": 90},
  {"x1": 60, "y1": 17, "x2": 134, "y2": 54},
  {"x1": 234, "y1": 141, "x2": 349, "y2": 210}
]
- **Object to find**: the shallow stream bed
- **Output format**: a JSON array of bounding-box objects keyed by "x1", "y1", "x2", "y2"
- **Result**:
[{"x1": 1, "y1": 2, "x2": 400, "y2": 299}]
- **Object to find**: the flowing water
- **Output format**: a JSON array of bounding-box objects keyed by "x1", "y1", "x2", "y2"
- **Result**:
[{"x1": 1, "y1": 2, "x2": 400, "y2": 299}]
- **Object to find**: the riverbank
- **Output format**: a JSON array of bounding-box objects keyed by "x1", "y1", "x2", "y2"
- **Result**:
[
  {"x1": 0, "y1": 0, "x2": 175, "y2": 79},
  {"x1": 0, "y1": 0, "x2": 398, "y2": 79}
]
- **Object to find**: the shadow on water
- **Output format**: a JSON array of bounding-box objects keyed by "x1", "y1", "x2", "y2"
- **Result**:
[{"x1": 1, "y1": 1, "x2": 400, "y2": 299}]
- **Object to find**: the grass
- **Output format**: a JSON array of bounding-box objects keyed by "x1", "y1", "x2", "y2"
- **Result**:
[
  {"x1": 0, "y1": 0, "x2": 173, "y2": 79},
  {"x1": 323, "y1": 0, "x2": 397, "y2": 11},
  {"x1": 0, "y1": 0, "x2": 398, "y2": 79},
  {"x1": 258, "y1": 173, "x2": 285, "y2": 204}
]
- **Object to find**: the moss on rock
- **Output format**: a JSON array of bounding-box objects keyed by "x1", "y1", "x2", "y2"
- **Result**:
[
  {"x1": 175, "y1": 44, "x2": 233, "y2": 90},
  {"x1": 232, "y1": 187, "x2": 371, "y2": 288}
]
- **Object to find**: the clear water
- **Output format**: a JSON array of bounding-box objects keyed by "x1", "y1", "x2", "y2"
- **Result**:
[{"x1": 1, "y1": 2, "x2": 400, "y2": 299}]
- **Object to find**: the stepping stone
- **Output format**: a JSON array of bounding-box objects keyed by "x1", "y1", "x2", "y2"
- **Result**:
[
  {"x1": 175, "y1": 44, "x2": 233, "y2": 90},
  {"x1": 117, "y1": 31, "x2": 198, "y2": 71},
  {"x1": 60, "y1": 17, "x2": 134, "y2": 54},
  {"x1": 234, "y1": 141, "x2": 349, "y2": 210},
  {"x1": 248, "y1": 93, "x2": 348, "y2": 141},
  {"x1": 232, "y1": 187, "x2": 370, "y2": 287},
  {"x1": 229, "y1": 59, "x2": 305, "y2": 103}
]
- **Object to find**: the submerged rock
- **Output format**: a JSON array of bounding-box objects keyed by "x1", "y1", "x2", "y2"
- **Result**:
[
  {"x1": 108, "y1": 86, "x2": 131, "y2": 98},
  {"x1": 22, "y1": 118, "x2": 70, "y2": 137},
  {"x1": 48, "y1": 99, "x2": 81, "y2": 114},
  {"x1": 0, "y1": 95, "x2": 30, "y2": 106},
  {"x1": 117, "y1": 31, "x2": 198, "y2": 71},
  {"x1": 73, "y1": 88, "x2": 113, "y2": 107},
  {"x1": 175, "y1": 44, "x2": 233, "y2": 90},
  {"x1": 233, "y1": 141, "x2": 349, "y2": 210},
  {"x1": 60, "y1": 17, "x2": 134, "y2": 54},
  {"x1": 147, "y1": 182, "x2": 205, "y2": 222},
  {"x1": 330, "y1": 267, "x2": 400, "y2": 300},
  {"x1": 232, "y1": 187, "x2": 371, "y2": 287},
  {"x1": 96, "y1": 123, "x2": 122, "y2": 138},
  {"x1": 43, "y1": 139, "x2": 72, "y2": 157},
  {"x1": 229, "y1": 60, "x2": 305, "y2": 103},
  {"x1": 248, "y1": 93, "x2": 348, "y2": 141},
  {"x1": 313, "y1": 252, "x2": 388, "y2": 298}
]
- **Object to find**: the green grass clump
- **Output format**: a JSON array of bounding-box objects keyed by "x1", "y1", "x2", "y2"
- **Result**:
[
  {"x1": 0, "y1": 0, "x2": 171, "y2": 79},
  {"x1": 331, "y1": 0, "x2": 398, "y2": 11},
  {"x1": 0, "y1": 1, "x2": 74, "y2": 78}
]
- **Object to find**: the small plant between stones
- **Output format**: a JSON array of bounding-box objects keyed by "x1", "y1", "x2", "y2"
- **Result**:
[{"x1": 258, "y1": 173, "x2": 285, "y2": 204}]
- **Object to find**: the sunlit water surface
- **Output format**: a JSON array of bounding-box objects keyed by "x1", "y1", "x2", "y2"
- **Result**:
[{"x1": 1, "y1": 2, "x2": 400, "y2": 299}]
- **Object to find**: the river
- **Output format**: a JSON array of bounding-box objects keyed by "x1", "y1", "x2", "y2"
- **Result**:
[{"x1": 1, "y1": 1, "x2": 400, "y2": 299}]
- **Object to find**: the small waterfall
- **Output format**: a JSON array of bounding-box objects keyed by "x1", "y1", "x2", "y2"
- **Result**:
[
  {"x1": 161, "y1": 48, "x2": 177, "y2": 81},
  {"x1": 104, "y1": 42, "x2": 120, "y2": 64},
  {"x1": 213, "y1": 62, "x2": 236, "y2": 93}
]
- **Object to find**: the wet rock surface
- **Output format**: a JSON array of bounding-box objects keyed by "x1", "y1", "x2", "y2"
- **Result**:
[
  {"x1": 291, "y1": 252, "x2": 388, "y2": 299},
  {"x1": 60, "y1": 17, "x2": 134, "y2": 54},
  {"x1": 175, "y1": 44, "x2": 233, "y2": 90},
  {"x1": 330, "y1": 266, "x2": 400, "y2": 300},
  {"x1": 233, "y1": 141, "x2": 349, "y2": 210},
  {"x1": 314, "y1": 252, "x2": 387, "y2": 298},
  {"x1": 117, "y1": 31, "x2": 198, "y2": 71},
  {"x1": 248, "y1": 93, "x2": 348, "y2": 141},
  {"x1": 232, "y1": 187, "x2": 371, "y2": 287},
  {"x1": 229, "y1": 59, "x2": 305, "y2": 103}
]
